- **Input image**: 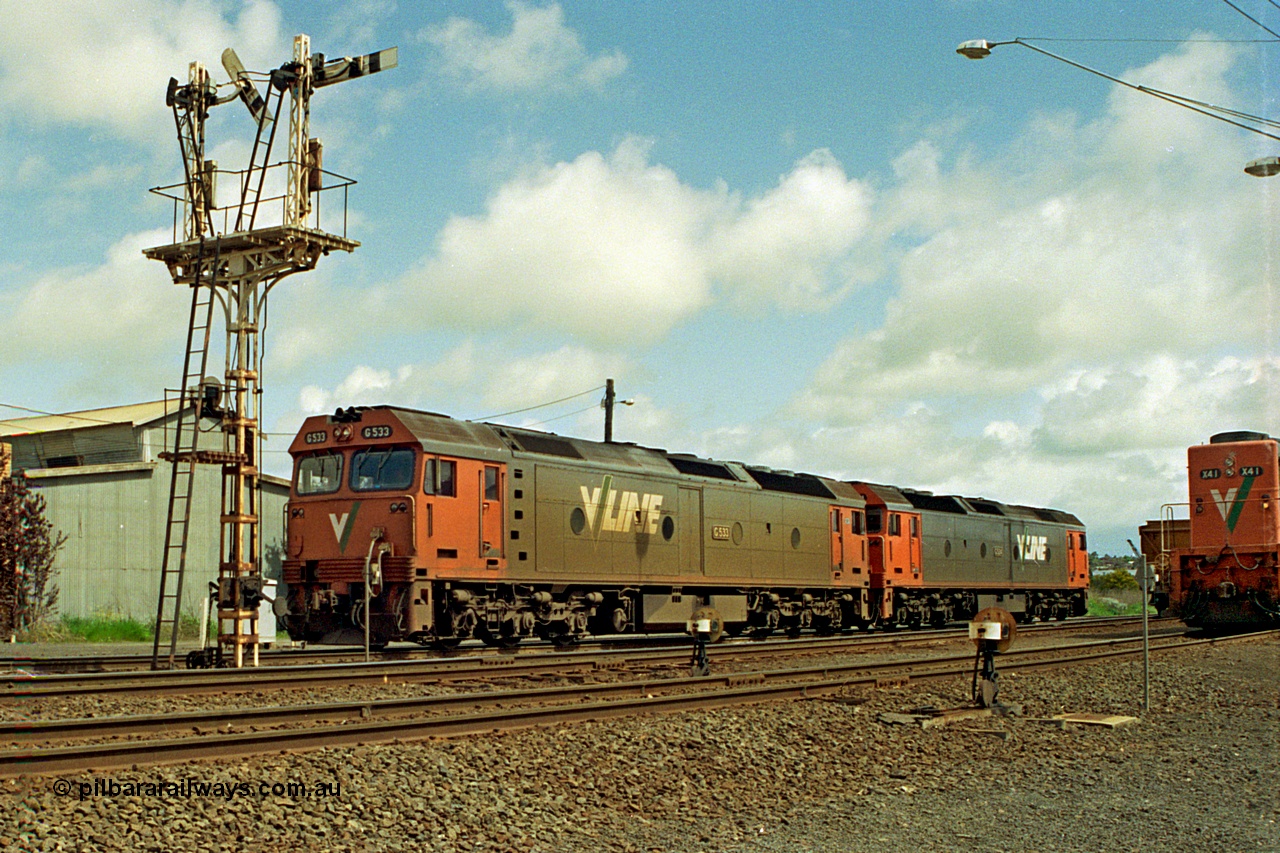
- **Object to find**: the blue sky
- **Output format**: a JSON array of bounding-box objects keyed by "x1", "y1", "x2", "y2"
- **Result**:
[{"x1": 2, "y1": 1, "x2": 1278, "y2": 554}]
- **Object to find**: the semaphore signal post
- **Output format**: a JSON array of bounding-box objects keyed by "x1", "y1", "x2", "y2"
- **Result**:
[{"x1": 145, "y1": 35, "x2": 395, "y2": 669}]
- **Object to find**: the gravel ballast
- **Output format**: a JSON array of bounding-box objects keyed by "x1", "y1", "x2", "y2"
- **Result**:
[{"x1": 3, "y1": 636, "x2": 1276, "y2": 852}]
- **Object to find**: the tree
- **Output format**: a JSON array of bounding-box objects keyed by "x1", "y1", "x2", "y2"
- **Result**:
[
  {"x1": 1092, "y1": 568, "x2": 1140, "y2": 593},
  {"x1": 0, "y1": 475, "x2": 65, "y2": 637}
]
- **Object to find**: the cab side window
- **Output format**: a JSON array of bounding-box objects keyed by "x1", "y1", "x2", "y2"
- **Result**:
[
  {"x1": 424, "y1": 458, "x2": 458, "y2": 497},
  {"x1": 888, "y1": 514, "x2": 901, "y2": 536}
]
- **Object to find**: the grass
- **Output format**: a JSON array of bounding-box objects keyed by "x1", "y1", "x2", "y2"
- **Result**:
[
  {"x1": 1087, "y1": 595, "x2": 1156, "y2": 618},
  {"x1": 17, "y1": 612, "x2": 211, "y2": 643}
]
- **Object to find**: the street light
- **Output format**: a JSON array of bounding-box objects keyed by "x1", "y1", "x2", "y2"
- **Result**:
[
  {"x1": 958, "y1": 37, "x2": 1280, "y2": 176},
  {"x1": 956, "y1": 39, "x2": 1014, "y2": 60},
  {"x1": 1244, "y1": 156, "x2": 1280, "y2": 178}
]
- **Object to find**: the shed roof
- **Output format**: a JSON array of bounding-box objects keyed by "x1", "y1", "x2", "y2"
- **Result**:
[{"x1": 0, "y1": 400, "x2": 176, "y2": 437}]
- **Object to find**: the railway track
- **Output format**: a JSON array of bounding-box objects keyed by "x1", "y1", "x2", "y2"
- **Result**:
[
  {"x1": 0, "y1": 614, "x2": 1175, "y2": 675},
  {"x1": 5, "y1": 627, "x2": 1270, "y2": 778},
  {"x1": 1, "y1": 617, "x2": 1183, "y2": 700}
]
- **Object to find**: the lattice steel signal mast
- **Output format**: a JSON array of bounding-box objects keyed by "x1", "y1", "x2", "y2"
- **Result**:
[{"x1": 145, "y1": 35, "x2": 396, "y2": 669}]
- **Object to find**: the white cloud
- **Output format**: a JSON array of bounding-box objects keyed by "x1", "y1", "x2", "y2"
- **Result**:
[
  {"x1": 0, "y1": 229, "x2": 190, "y2": 399},
  {"x1": 298, "y1": 364, "x2": 414, "y2": 414},
  {"x1": 800, "y1": 41, "x2": 1271, "y2": 418},
  {"x1": 0, "y1": 0, "x2": 285, "y2": 143},
  {"x1": 400, "y1": 139, "x2": 713, "y2": 344},
  {"x1": 708, "y1": 150, "x2": 874, "y2": 309},
  {"x1": 287, "y1": 342, "x2": 638, "y2": 440},
  {"x1": 293, "y1": 342, "x2": 617, "y2": 415},
  {"x1": 397, "y1": 139, "x2": 875, "y2": 344},
  {"x1": 425, "y1": 1, "x2": 627, "y2": 95},
  {"x1": 774, "y1": 37, "x2": 1279, "y2": 551}
]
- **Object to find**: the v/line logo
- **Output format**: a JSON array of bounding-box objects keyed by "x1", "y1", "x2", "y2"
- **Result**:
[
  {"x1": 1210, "y1": 475, "x2": 1255, "y2": 532},
  {"x1": 1014, "y1": 534, "x2": 1048, "y2": 562},
  {"x1": 579, "y1": 475, "x2": 664, "y2": 535},
  {"x1": 328, "y1": 502, "x2": 362, "y2": 553}
]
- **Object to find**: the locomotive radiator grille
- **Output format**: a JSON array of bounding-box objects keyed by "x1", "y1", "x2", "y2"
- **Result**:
[{"x1": 284, "y1": 556, "x2": 416, "y2": 584}]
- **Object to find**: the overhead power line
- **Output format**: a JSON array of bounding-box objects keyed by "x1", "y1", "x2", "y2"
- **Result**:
[
  {"x1": 1221, "y1": 0, "x2": 1280, "y2": 40},
  {"x1": 475, "y1": 384, "x2": 606, "y2": 422},
  {"x1": 525, "y1": 403, "x2": 601, "y2": 429},
  {"x1": 1004, "y1": 37, "x2": 1280, "y2": 143}
]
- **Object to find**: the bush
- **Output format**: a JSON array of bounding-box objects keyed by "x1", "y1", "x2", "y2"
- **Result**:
[
  {"x1": 1093, "y1": 568, "x2": 1140, "y2": 593},
  {"x1": 1, "y1": 475, "x2": 65, "y2": 636}
]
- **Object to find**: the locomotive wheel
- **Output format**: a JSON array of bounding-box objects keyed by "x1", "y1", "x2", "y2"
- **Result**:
[
  {"x1": 547, "y1": 630, "x2": 580, "y2": 649},
  {"x1": 432, "y1": 637, "x2": 462, "y2": 652},
  {"x1": 477, "y1": 624, "x2": 523, "y2": 649}
]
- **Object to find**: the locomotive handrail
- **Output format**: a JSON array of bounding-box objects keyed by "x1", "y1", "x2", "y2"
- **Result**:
[{"x1": 1159, "y1": 502, "x2": 1188, "y2": 557}]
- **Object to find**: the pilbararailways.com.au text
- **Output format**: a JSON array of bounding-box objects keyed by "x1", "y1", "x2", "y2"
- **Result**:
[{"x1": 53, "y1": 776, "x2": 342, "y2": 802}]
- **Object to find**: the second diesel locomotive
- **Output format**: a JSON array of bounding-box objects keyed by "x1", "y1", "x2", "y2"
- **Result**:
[
  {"x1": 1144, "y1": 430, "x2": 1280, "y2": 627},
  {"x1": 280, "y1": 406, "x2": 1089, "y2": 647}
]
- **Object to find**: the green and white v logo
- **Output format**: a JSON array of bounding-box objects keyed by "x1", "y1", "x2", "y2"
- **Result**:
[
  {"x1": 1210, "y1": 477, "x2": 1254, "y2": 532},
  {"x1": 329, "y1": 502, "x2": 362, "y2": 553}
]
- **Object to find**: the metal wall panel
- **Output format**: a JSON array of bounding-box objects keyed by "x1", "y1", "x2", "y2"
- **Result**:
[{"x1": 25, "y1": 463, "x2": 287, "y2": 620}]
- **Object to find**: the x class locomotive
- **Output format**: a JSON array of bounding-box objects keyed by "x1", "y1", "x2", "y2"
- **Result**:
[
  {"x1": 1147, "y1": 431, "x2": 1280, "y2": 627},
  {"x1": 280, "y1": 406, "x2": 1088, "y2": 647}
]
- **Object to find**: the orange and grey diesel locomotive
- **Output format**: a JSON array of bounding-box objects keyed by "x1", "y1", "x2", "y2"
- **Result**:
[
  {"x1": 280, "y1": 406, "x2": 1089, "y2": 647},
  {"x1": 1148, "y1": 431, "x2": 1280, "y2": 627}
]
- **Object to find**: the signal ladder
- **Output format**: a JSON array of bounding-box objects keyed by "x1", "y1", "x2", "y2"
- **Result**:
[{"x1": 151, "y1": 241, "x2": 220, "y2": 670}]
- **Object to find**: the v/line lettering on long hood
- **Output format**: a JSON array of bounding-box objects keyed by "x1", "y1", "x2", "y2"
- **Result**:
[
  {"x1": 1014, "y1": 534, "x2": 1048, "y2": 562},
  {"x1": 579, "y1": 475, "x2": 664, "y2": 536}
]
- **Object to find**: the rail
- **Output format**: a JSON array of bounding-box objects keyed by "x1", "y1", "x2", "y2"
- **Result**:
[{"x1": 3, "y1": 628, "x2": 1274, "y2": 777}]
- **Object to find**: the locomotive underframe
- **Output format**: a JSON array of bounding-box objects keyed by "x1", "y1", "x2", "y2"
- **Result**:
[
  {"x1": 884, "y1": 586, "x2": 1085, "y2": 628},
  {"x1": 1172, "y1": 549, "x2": 1280, "y2": 627},
  {"x1": 280, "y1": 571, "x2": 1089, "y2": 647}
]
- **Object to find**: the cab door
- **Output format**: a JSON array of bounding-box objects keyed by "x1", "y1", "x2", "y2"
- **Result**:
[
  {"x1": 422, "y1": 456, "x2": 469, "y2": 568},
  {"x1": 908, "y1": 514, "x2": 922, "y2": 574},
  {"x1": 480, "y1": 464, "x2": 505, "y2": 567},
  {"x1": 830, "y1": 508, "x2": 845, "y2": 579}
]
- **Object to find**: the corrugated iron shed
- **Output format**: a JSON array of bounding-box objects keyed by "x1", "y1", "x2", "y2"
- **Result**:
[{"x1": 1, "y1": 402, "x2": 288, "y2": 621}]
